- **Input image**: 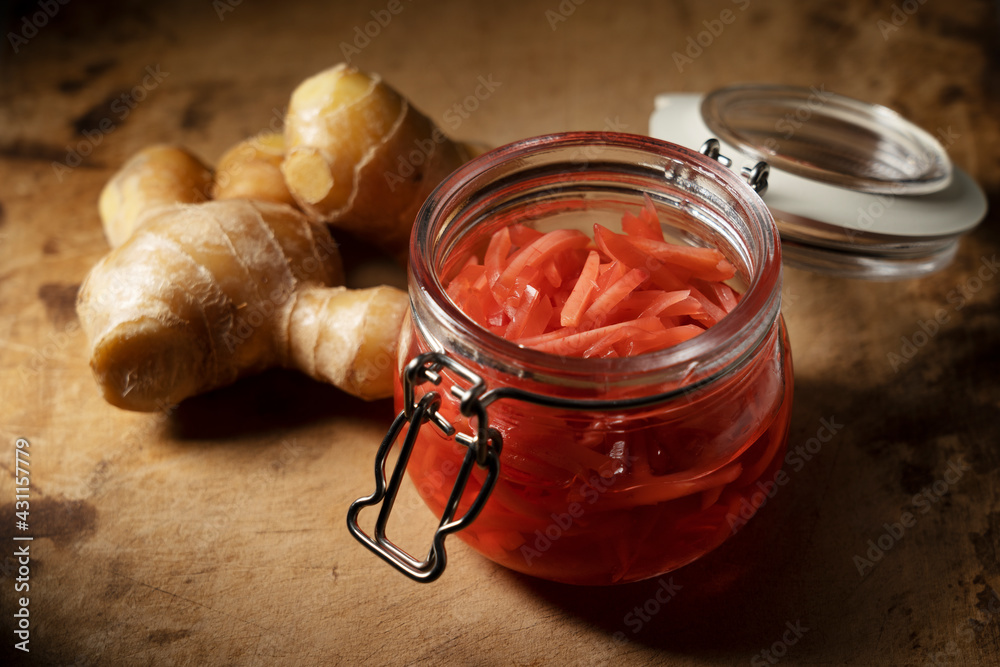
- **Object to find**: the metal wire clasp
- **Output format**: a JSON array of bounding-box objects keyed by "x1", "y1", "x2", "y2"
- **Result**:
[
  {"x1": 346, "y1": 352, "x2": 503, "y2": 583},
  {"x1": 699, "y1": 137, "x2": 770, "y2": 195}
]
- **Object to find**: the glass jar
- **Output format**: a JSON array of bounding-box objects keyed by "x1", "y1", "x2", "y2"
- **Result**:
[{"x1": 350, "y1": 132, "x2": 793, "y2": 586}]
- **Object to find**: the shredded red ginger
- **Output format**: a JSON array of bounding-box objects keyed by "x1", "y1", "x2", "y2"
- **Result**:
[{"x1": 445, "y1": 196, "x2": 741, "y2": 358}]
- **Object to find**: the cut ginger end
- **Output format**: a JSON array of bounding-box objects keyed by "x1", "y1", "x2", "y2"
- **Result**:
[
  {"x1": 90, "y1": 317, "x2": 206, "y2": 412},
  {"x1": 282, "y1": 148, "x2": 335, "y2": 204},
  {"x1": 445, "y1": 206, "x2": 740, "y2": 360},
  {"x1": 281, "y1": 65, "x2": 392, "y2": 210}
]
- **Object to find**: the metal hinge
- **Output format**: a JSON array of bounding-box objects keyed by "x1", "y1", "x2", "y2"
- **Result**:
[
  {"x1": 346, "y1": 352, "x2": 503, "y2": 583},
  {"x1": 699, "y1": 137, "x2": 770, "y2": 195}
]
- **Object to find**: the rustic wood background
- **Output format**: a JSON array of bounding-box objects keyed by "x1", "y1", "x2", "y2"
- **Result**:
[{"x1": 1, "y1": 0, "x2": 998, "y2": 664}]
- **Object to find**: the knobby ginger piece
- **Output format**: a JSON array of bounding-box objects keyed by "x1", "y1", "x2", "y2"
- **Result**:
[
  {"x1": 288, "y1": 285, "x2": 407, "y2": 400},
  {"x1": 281, "y1": 64, "x2": 473, "y2": 258},
  {"x1": 97, "y1": 144, "x2": 213, "y2": 247},
  {"x1": 77, "y1": 199, "x2": 407, "y2": 410},
  {"x1": 212, "y1": 132, "x2": 297, "y2": 207}
]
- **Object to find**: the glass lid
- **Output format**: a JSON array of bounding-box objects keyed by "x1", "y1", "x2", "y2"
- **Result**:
[
  {"x1": 649, "y1": 85, "x2": 987, "y2": 280},
  {"x1": 700, "y1": 84, "x2": 953, "y2": 196}
]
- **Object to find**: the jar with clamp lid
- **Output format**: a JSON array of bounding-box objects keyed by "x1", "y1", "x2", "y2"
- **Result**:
[{"x1": 348, "y1": 132, "x2": 793, "y2": 585}]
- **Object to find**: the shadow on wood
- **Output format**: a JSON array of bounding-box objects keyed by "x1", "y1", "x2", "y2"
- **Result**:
[{"x1": 165, "y1": 368, "x2": 396, "y2": 442}]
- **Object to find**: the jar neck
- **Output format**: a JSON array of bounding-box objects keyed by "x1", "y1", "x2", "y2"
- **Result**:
[{"x1": 408, "y1": 132, "x2": 783, "y2": 401}]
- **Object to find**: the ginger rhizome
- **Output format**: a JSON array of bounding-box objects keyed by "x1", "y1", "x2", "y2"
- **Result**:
[
  {"x1": 281, "y1": 64, "x2": 473, "y2": 258},
  {"x1": 212, "y1": 132, "x2": 297, "y2": 207},
  {"x1": 78, "y1": 199, "x2": 407, "y2": 410},
  {"x1": 97, "y1": 145, "x2": 213, "y2": 247},
  {"x1": 77, "y1": 63, "x2": 481, "y2": 411}
]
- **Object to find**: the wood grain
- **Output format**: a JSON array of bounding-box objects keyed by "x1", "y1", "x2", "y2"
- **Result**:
[{"x1": 1, "y1": 0, "x2": 998, "y2": 665}]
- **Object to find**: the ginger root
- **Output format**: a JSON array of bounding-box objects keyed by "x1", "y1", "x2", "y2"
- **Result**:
[
  {"x1": 79, "y1": 63, "x2": 487, "y2": 410},
  {"x1": 97, "y1": 144, "x2": 213, "y2": 247},
  {"x1": 78, "y1": 199, "x2": 408, "y2": 410},
  {"x1": 281, "y1": 64, "x2": 473, "y2": 258},
  {"x1": 212, "y1": 132, "x2": 297, "y2": 207}
]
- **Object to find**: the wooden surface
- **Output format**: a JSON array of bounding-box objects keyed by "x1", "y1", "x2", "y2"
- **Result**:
[{"x1": 2, "y1": 1, "x2": 999, "y2": 665}]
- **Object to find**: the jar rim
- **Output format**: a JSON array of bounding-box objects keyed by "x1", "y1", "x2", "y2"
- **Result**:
[{"x1": 409, "y1": 131, "x2": 783, "y2": 395}]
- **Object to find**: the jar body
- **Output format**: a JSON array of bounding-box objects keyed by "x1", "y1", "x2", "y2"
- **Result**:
[
  {"x1": 397, "y1": 133, "x2": 793, "y2": 585},
  {"x1": 396, "y1": 316, "x2": 791, "y2": 585}
]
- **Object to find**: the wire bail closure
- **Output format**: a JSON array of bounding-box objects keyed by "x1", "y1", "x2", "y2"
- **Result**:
[
  {"x1": 699, "y1": 137, "x2": 770, "y2": 195},
  {"x1": 346, "y1": 352, "x2": 503, "y2": 582}
]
